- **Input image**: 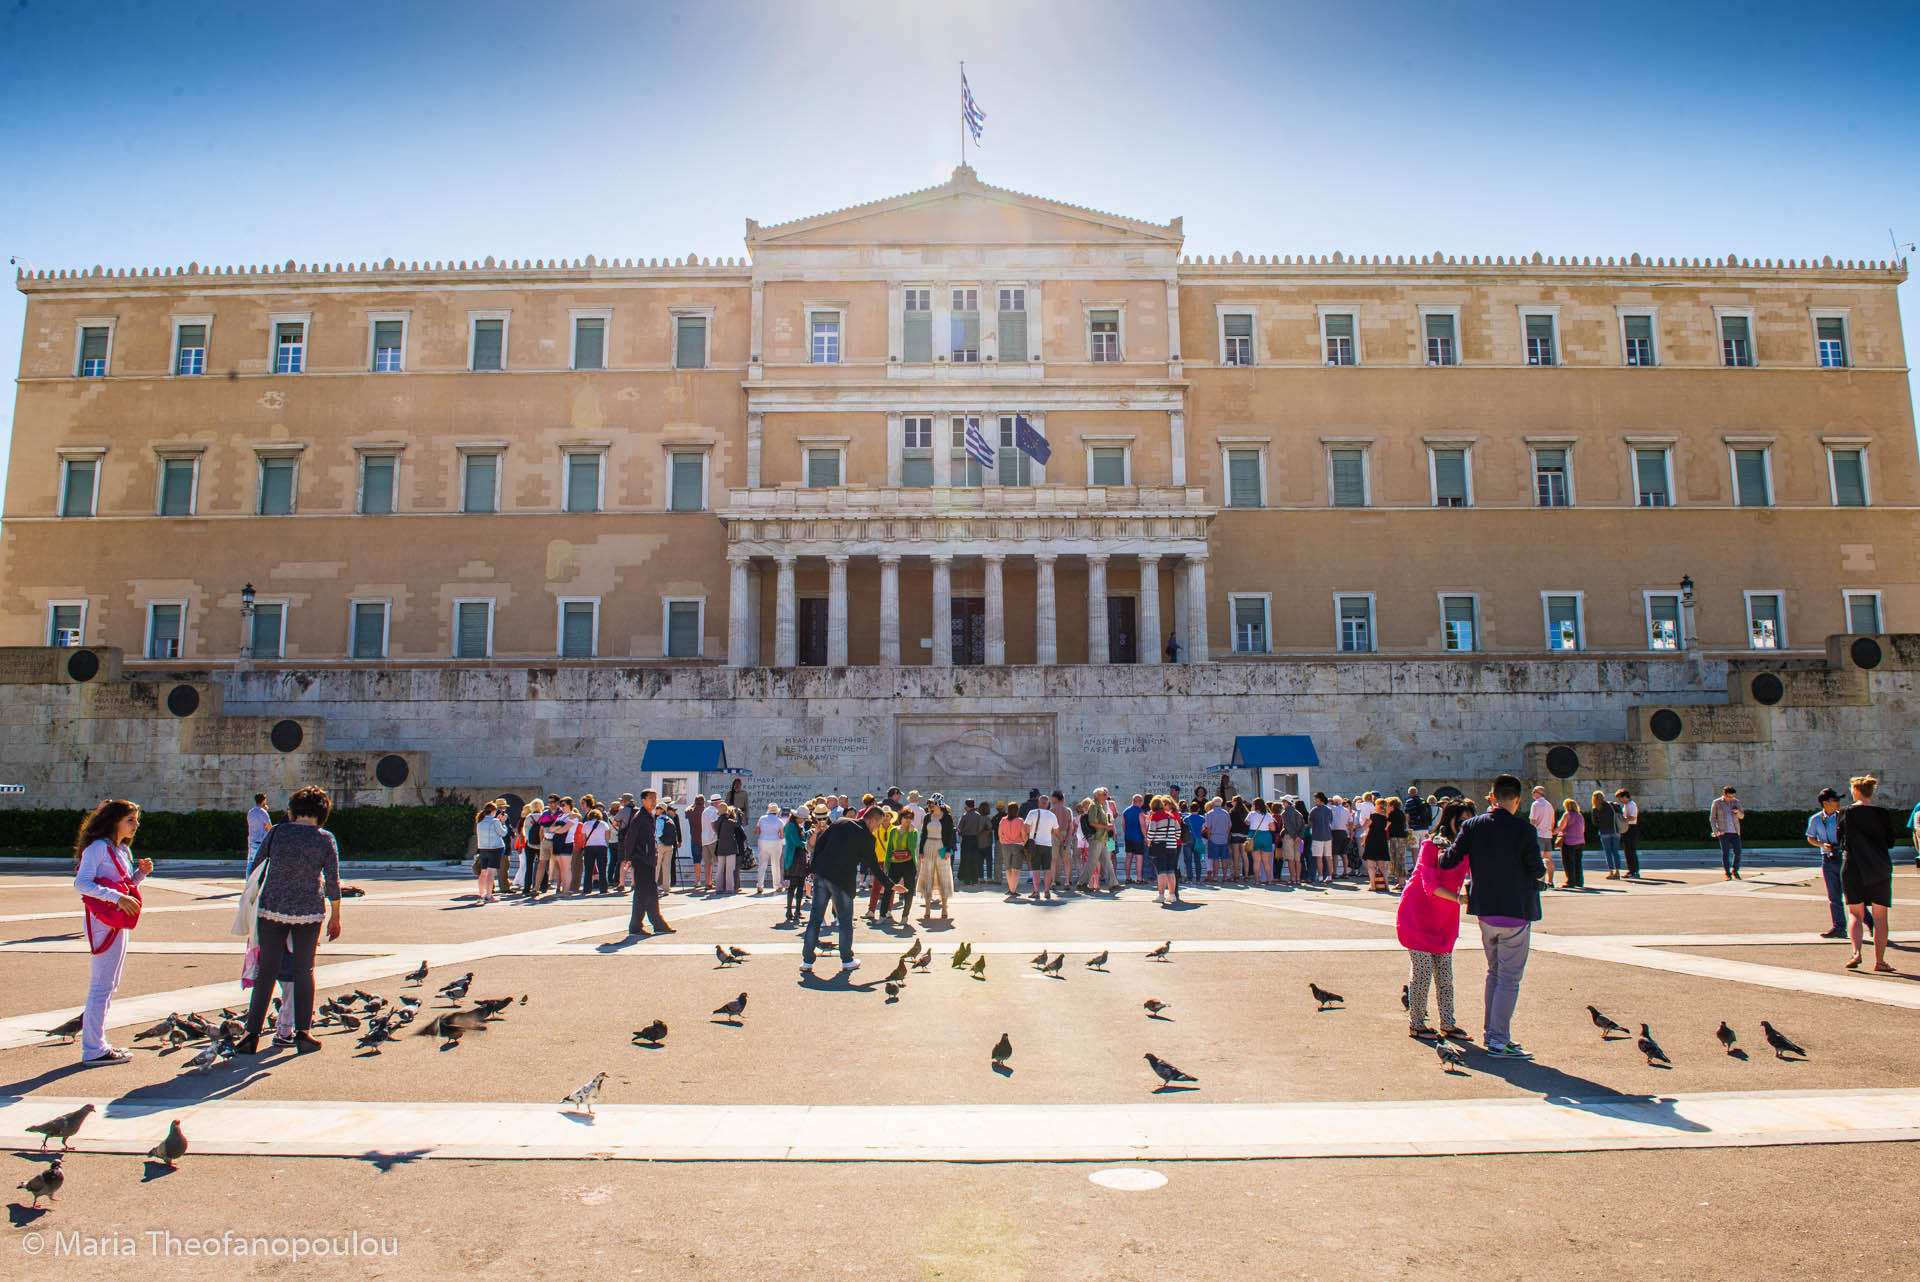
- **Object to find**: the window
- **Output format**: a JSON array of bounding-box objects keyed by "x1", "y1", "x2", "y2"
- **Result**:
[
  {"x1": 273, "y1": 321, "x2": 305, "y2": 374},
  {"x1": 1222, "y1": 312, "x2": 1254, "y2": 366},
  {"x1": 48, "y1": 603, "x2": 85, "y2": 648},
  {"x1": 1844, "y1": 591, "x2": 1881, "y2": 635},
  {"x1": 902, "y1": 288, "x2": 933, "y2": 362},
  {"x1": 1623, "y1": 314, "x2": 1655, "y2": 367},
  {"x1": 371, "y1": 319, "x2": 404, "y2": 371},
  {"x1": 454, "y1": 600, "x2": 494, "y2": 658},
  {"x1": 810, "y1": 311, "x2": 841, "y2": 364},
  {"x1": 1645, "y1": 592, "x2": 1683, "y2": 651},
  {"x1": 950, "y1": 417, "x2": 986, "y2": 487},
  {"x1": 1533, "y1": 447, "x2": 1570, "y2": 507},
  {"x1": 257, "y1": 456, "x2": 297, "y2": 515},
  {"x1": 462, "y1": 452, "x2": 499, "y2": 513},
  {"x1": 249, "y1": 602, "x2": 285, "y2": 660},
  {"x1": 997, "y1": 416, "x2": 1034, "y2": 486},
  {"x1": 1090, "y1": 446, "x2": 1127, "y2": 487},
  {"x1": 359, "y1": 454, "x2": 396, "y2": 514},
  {"x1": 1524, "y1": 313, "x2": 1556, "y2": 366},
  {"x1": 77, "y1": 326, "x2": 110, "y2": 377},
  {"x1": 1720, "y1": 314, "x2": 1753, "y2": 367},
  {"x1": 350, "y1": 601, "x2": 389, "y2": 659},
  {"x1": 1633, "y1": 448, "x2": 1671, "y2": 507},
  {"x1": 1745, "y1": 592, "x2": 1783, "y2": 650},
  {"x1": 1431, "y1": 448, "x2": 1470, "y2": 507},
  {"x1": 673, "y1": 315, "x2": 707, "y2": 370},
  {"x1": 668, "y1": 450, "x2": 706, "y2": 511},
  {"x1": 574, "y1": 317, "x2": 607, "y2": 370},
  {"x1": 1441, "y1": 596, "x2": 1478, "y2": 651},
  {"x1": 1329, "y1": 447, "x2": 1367, "y2": 507},
  {"x1": 146, "y1": 603, "x2": 184, "y2": 660},
  {"x1": 998, "y1": 287, "x2": 1027, "y2": 362},
  {"x1": 60, "y1": 457, "x2": 98, "y2": 518},
  {"x1": 175, "y1": 323, "x2": 207, "y2": 375},
  {"x1": 1088, "y1": 309, "x2": 1119, "y2": 362},
  {"x1": 158, "y1": 457, "x2": 197, "y2": 516},
  {"x1": 1816, "y1": 316, "x2": 1849, "y2": 368},
  {"x1": 470, "y1": 317, "x2": 505, "y2": 371},
  {"x1": 664, "y1": 599, "x2": 703, "y2": 658},
  {"x1": 1336, "y1": 595, "x2": 1374, "y2": 652},
  {"x1": 806, "y1": 448, "x2": 841, "y2": 488},
  {"x1": 1226, "y1": 449, "x2": 1263, "y2": 508},
  {"x1": 1322, "y1": 313, "x2": 1356, "y2": 365},
  {"x1": 564, "y1": 452, "x2": 602, "y2": 513},
  {"x1": 1231, "y1": 595, "x2": 1270, "y2": 654},
  {"x1": 1424, "y1": 312, "x2": 1457, "y2": 366},
  {"x1": 1732, "y1": 448, "x2": 1771, "y2": 507},
  {"x1": 1544, "y1": 594, "x2": 1582, "y2": 651},
  {"x1": 558, "y1": 600, "x2": 598, "y2": 658},
  {"x1": 949, "y1": 288, "x2": 980, "y2": 362},
  {"x1": 1828, "y1": 448, "x2": 1868, "y2": 507},
  {"x1": 901, "y1": 416, "x2": 934, "y2": 488}
]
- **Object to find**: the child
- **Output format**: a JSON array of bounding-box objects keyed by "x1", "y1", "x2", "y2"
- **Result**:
[
  {"x1": 73, "y1": 800, "x2": 150, "y2": 1065},
  {"x1": 1396, "y1": 800, "x2": 1474, "y2": 1039}
]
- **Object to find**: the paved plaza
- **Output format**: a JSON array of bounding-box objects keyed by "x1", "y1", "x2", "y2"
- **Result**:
[{"x1": 2, "y1": 853, "x2": 1916, "y2": 1278}]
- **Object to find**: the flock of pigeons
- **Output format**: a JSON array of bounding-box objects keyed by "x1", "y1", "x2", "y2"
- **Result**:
[{"x1": 1583, "y1": 1005, "x2": 1810, "y2": 1067}]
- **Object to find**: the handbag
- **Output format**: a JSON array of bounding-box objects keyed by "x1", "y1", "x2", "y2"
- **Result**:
[
  {"x1": 233, "y1": 828, "x2": 275, "y2": 987},
  {"x1": 82, "y1": 842, "x2": 141, "y2": 953}
]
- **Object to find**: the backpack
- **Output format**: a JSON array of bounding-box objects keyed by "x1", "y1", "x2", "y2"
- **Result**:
[{"x1": 658, "y1": 813, "x2": 682, "y2": 846}]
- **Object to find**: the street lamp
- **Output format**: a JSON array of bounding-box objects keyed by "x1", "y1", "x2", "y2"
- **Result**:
[
  {"x1": 240, "y1": 582, "x2": 256, "y2": 667},
  {"x1": 1679, "y1": 575, "x2": 1695, "y2": 651}
]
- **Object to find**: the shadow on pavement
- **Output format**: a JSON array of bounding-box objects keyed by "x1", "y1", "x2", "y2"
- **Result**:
[{"x1": 1470, "y1": 1057, "x2": 1712, "y2": 1133}]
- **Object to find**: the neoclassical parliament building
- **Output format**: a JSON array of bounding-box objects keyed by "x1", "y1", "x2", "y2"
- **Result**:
[{"x1": 3, "y1": 168, "x2": 1916, "y2": 809}]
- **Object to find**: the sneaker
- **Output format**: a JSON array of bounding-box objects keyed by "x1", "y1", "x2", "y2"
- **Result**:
[
  {"x1": 294, "y1": 1033, "x2": 323, "y2": 1054},
  {"x1": 82, "y1": 1049, "x2": 131, "y2": 1065},
  {"x1": 1820, "y1": 929, "x2": 1847, "y2": 939},
  {"x1": 1484, "y1": 1042, "x2": 1533, "y2": 1060},
  {"x1": 841, "y1": 958, "x2": 861, "y2": 973},
  {"x1": 798, "y1": 963, "x2": 814, "y2": 976}
]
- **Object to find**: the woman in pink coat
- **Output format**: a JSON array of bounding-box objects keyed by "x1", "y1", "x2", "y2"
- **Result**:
[{"x1": 1396, "y1": 799, "x2": 1473, "y2": 1040}]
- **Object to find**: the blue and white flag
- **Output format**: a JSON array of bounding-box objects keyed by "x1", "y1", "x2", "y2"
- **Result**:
[
  {"x1": 963, "y1": 417, "x2": 996, "y2": 470},
  {"x1": 962, "y1": 71, "x2": 985, "y2": 144},
  {"x1": 1013, "y1": 413, "x2": 1050, "y2": 464}
]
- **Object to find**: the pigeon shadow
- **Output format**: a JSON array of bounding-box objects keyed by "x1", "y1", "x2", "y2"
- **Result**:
[
  {"x1": 1151, "y1": 1083, "x2": 1201, "y2": 1094},
  {"x1": 560, "y1": 1110, "x2": 597, "y2": 1125},
  {"x1": 113, "y1": 1063, "x2": 273, "y2": 1105},
  {"x1": 630, "y1": 1040, "x2": 667, "y2": 1050},
  {"x1": 1146, "y1": 1013, "x2": 1174, "y2": 1022},
  {"x1": 709, "y1": 1017, "x2": 743, "y2": 1027},
  {"x1": 992, "y1": 1063, "x2": 1012, "y2": 1078},
  {"x1": 361, "y1": 1149, "x2": 430, "y2": 1172},
  {"x1": 1727, "y1": 1048, "x2": 1751, "y2": 1062},
  {"x1": 140, "y1": 1160, "x2": 179, "y2": 1183},
  {"x1": 1162, "y1": 899, "x2": 1204, "y2": 911},
  {"x1": 8, "y1": 1203, "x2": 51, "y2": 1227},
  {"x1": 1470, "y1": 1059, "x2": 1712, "y2": 1133},
  {"x1": 9, "y1": 931, "x2": 83, "y2": 945},
  {"x1": 915, "y1": 918, "x2": 958, "y2": 934}
]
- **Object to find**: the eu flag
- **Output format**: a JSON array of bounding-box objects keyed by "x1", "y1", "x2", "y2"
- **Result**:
[{"x1": 1014, "y1": 414, "x2": 1051, "y2": 464}]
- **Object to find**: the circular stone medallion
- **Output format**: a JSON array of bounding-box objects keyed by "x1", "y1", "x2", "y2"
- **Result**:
[
  {"x1": 165, "y1": 684, "x2": 200, "y2": 717},
  {"x1": 1749, "y1": 673, "x2": 1785, "y2": 705},
  {"x1": 1648, "y1": 709, "x2": 1684, "y2": 742},
  {"x1": 1544, "y1": 746, "x2": 1580, "y2": 779},
  {"x1": 1088, "y1": 1168, "x2": 1168, "y2": 1191},
  {"x1": 269, "y1": 719, "x2": 304, "y2": 752},
  {"x1": 66, "y1": 649, "x2": 100, "y2": 682},
  {"x1": 1850, "y1": 637, "x2": 1883, "y2": 670},
  {"x1": 375, "y1": 754, "x2": 411, "y2": 788}
]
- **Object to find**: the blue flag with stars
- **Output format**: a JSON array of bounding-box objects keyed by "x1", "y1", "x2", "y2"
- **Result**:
[{"x1": 1014, "y1": 414, "x2": 1050, "y2": 465}]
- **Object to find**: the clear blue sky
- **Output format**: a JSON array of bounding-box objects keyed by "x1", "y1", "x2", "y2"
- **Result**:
[{"x1": 4, "y1": 0, "x2": 1917, "y2": 501}]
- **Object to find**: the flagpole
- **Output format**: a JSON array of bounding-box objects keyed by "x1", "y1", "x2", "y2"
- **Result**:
[{"x1": 959, "y1": 61, "x2": 966, "y2": 169}]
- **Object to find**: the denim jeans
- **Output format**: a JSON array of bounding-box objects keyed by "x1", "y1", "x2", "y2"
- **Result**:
[
  {"x1": 1478, "y1": 920, "x2": 1532, "y2": 1050},
  {"x1": 1598, "y1": 830, "x2": 1621, "y2": 873},
  {"x1": 1820, "y1": 856, "x2": 1854, "y2": 934},
  {"x1": 1718, "y1": 833, "x2": 1742, "y2": 876},
  {"x1": 802, "y1": 879, "x2": 855, "y2": 966},
  {"x1": 1181, "y1": 840, "x2": 1203, "y2": 883}
]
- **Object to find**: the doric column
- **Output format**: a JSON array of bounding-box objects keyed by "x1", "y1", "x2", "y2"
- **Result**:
[
  {"x1": 1086, "y1": 554, "x2": 1110, "y2": 665},
  {"x1": 746, "y1": 412, "x2": 764, "y2": 487},
  {"x1": 878, "y1": 555, "x2": 901, "y2": 665},
  {"x1": 1137, "y1": 554, "x2": 1162, "y2": 664},
  {"x1": 1184, "y1": 556, "x2": 1209, "y2": 663},
  {"x1": 774, "y1": 555, "x2": 797, "y2": 668},
  {"x1": 826, "y1": 555, "x2": 849, "y2": 668},
  {"x1": 1034, "y1": 553, "x2": 1058, "y2": 665},
  {"x1": 726, "y1": 554, "x2": 752, "y2": 667},
  {"x1": 931, "y1": 554, "x2": 953, "y2": 667},
  {"x1": 984, "y1": 553, "x2": 1006, "y2": 665}
]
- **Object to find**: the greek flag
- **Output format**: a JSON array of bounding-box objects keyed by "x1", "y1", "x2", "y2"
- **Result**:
[
  {"x1": 1014, "y1": 413, "x2": 1051, "y2": 464},
  {"x1": 963, "y1": 418, "x2": 996, "y2": 470},
  {"x1": 962, "y1": 71, "x2": 985, "y2": 143}
]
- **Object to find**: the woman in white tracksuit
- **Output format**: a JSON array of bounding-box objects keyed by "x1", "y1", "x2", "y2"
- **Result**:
[
  {"x1": 754, "y1": 804, "x2": 786, "y2": 894},
  {"x1": 72, "y1": 799, "x2": 150, "y2": 1065}
]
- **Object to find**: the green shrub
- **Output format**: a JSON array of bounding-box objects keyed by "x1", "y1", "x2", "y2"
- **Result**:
[
  {"x1": 0, "y1": 804, "x2": 472, "y2": 861},
  {"x1": 1636, "y1": 807, "x2": 1900, "y2": 843}
]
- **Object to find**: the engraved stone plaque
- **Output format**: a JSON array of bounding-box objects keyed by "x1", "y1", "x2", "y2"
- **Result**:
[{"x1": 894, "y1": 714, "x2": 1056, "y2": 792}]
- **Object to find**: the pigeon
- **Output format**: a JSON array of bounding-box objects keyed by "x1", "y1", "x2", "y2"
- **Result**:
[
  {"x1": 439, "y1": 972, "x2": 473, "y2": 1000},
  {"x1": 1637, "y1": 1023, "x2": 1671, "y2": 1067},
  {"x1": 1435, "y1": 1040, "x2": 1470, "y2": 1073},
  {"x1": 632, "y1": 1019, "x2": 668, "y2": 1045},
  {"x1": 404, "y1": 960, "x2": 429, "y2": 983},
  {"x1": 357, "y1": 1022, "x2": 396, "y2": 1051},
  {"x1": 1030, "y1": 950, "x2": 1051, "y2": 968},
  {"x1": 39, "y1": 1015, "x2": 83, "y2": 1042},
  {"x1": 904, "y1": 938, "x2": 924, "y2": 960},
  {"x1": 176, "y1": 1012, "x2": 214, "y2": 1038},
  {"x1": 166, "y1": 1025, "x2": 189, "y2": 1048},
  {"x1": 713, "y1": 992, "x2": 748, "y2": 1023},
  {"x1": 950, "y1": 942, "x2": 973, "y2": 968},
  {"x1": 417, "y1": 1010, "x2": 490, "y2": 1045},
  {"x1": 1086, "y1": 951, "x2": 1109, "y2": 971},
  {"x1": 27, "y1": 1103, "x2": 95, "y2": 1150},
  {"x1": 352, "y1": 989, "x2": 381, "y2": 1006},
  {"x1": 909, "y1": 952, "x2": 933, "y2": 972},
  {"x1": 883, "y1": 959, "x2": 909, "y2": 984},
  {"x1": 18, "y1": 1157, "x2": 62, "y2": 1206},
  {"x1": 1143, "y1": 999, "x2": 1171, "y2": 1018},
  {"x1": 1040, "y1": 954, "x2": 1065, "y2": 977},
  {"x1": 219, "y1": 1018, "x2": 247, "y2": 1042},
  {"x1": 134, "y1": 1018, "x2": 177, "y2": 1042},
  {"x1": 1400, "y1": 984, "x2": 1410, "y2": 1012},
  {"x1": 146, "y1": 1119, "x2": 188, "y2": 1168},
  {"x1": 1716, "y1": 1021, "x2": 1738, "y2": 1054},
  {"x1": 334, "y1": 1012, "x2": 363, "y2": 1032},
  {"x1": 518, "y1": 995, "x2": 528, "y2": 1005},
  {"x1": 716, "y1": 944, "x2": 742, "y2": 967},
  {"x1": 1761, "y1": 1021, "x2": 1807, "y2": 1060},
  {"x1": 991, "y1": 1032, "x2": 1012, "y2": 1066},
  {"x1": 1587, "y1": 1005, "x2": 1629, "y2": 1039},
  {"x1": 1146, "y1": 940, "x2": 1172, "y2": 961},
  {"x1": 562, "y1": 1071, "x2": 608, "y2": 1116},
  {"x1": 185, "y1": 1039, "x2": 233, "y2": 1073},
  {"x1": 884, "y1": 981, "x2": 902, "y2": 1001},
  {"x1": 471, "y1": 996, "x2": 515, "y2": 1019},
  {"x1": 1309, "y1": 982, "x2": 1344, "y2": 1010},
  {"x1": 970, "y1": 956, "x2": 987, "y2": 977},
  {"x1": 727, "y1": 946, "x2": 750, "y2": 962},
  {"x1": 1144, "y1": 1052, "x2": 1197, "y2": 1086}
]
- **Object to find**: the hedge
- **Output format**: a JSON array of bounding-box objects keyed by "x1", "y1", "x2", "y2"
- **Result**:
[
  {"x1": 1634, "y1": 806, "x2": 1905, "y2": 843},
  {"x1": 0, "y1": 805, "x2": 474, "y2": 861}
]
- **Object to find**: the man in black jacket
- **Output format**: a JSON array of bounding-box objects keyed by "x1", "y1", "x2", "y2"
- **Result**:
[
  {"x1": 801, "y1": 806, "x2": 890, "y2": 975},
  {"x1": 619, "y1": 790, "x2": 674, "y2": 938},
  {"x1": 1439, "y1": 774, "x2": 1544, "y2": 1059}
]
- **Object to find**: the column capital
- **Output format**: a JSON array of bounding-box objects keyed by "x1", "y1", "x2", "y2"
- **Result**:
[
  {"x1": 1033, "y1": 551, "x2": 1058, "y2": 565},
  {"x1": 826, "y1": 553, "x2": 849, "y2": 567},
  {"x1": 726, "y1": 549, "x2": 753, "y2": 565},
  {"x1": 877, "y1": 552, "x2": 901, "y2": 567},
  {"x1": 1086, "y1": 551, "x2": 1110, "y2": 566},
  {"x1": 982, "y1": 552, "x2": 1006, "y2": 565},
  {"x1": 1138, "y1": 551, "x2": 1162, "y2": 564},
  {"x1": 775, "y1": 552, "x2": 797, "y2": 567},
  {"x1": 930, "y1": 551, "x2": 954, "y2": 565}
]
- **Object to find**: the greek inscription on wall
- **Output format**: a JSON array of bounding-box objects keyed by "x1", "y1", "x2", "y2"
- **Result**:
[
  {"x1": 1081, "y1": 733, "x2": 1173, "y2": 756},
  {"x1": 774, "y1": 736, "x2": 871, "y2": 763}
]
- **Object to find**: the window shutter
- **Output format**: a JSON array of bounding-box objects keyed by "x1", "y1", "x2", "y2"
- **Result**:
[
  {"x1": 149, "y1": 605, "x2": 182, "y2": 657},
  {"x1": 251, "y1": 604, "x2": 283, "y2": 659},
  {"x1": 1330, "y1": 449, "x2": 1365, "y2": 506},
  {"x1": 178, "y1": 324, "x2": 206, "y2": 349},
  {"x1": 674, "y1": 317, "x2": 705, "y2": 369},
  {"x1": 1224, "y1": 314, "x2": 1252, "y2": 339},
  {"x1": 472, "y1": 320, "x2": 503, "y2": 370},
  {"x1": 457, "y1": 603, "x2": 490, "y2": 657},
  {"x1": 1525, "y1": 315, "x2": 1554, "y2": 341},
  {"x1": 900, "y1": 456, "x2": 933, "y2": 487},
  {"x1": 1634, "y1": 450, "x2": 1666, "y2": 499},
  {"x1": 160, "y1": 460, "x2": 194, "y2": 515},
  {"x1": 1848, "y1": 596, "x2": 1879, "y2": 633},
  {"x1": 670, "y1": 453, "x2": 703, "y2": 510},
  {"x1": 80, "y1": 328, "x2": 108, "y2": 360},
  {"x1": 998, "y1": 308, "x2": 1026, "y2": 362},
  {"x1": 1722, "y1": 316, "x2": 1750, "y2": 342},
  {"x1": 1091, "y1": 448, "x2": 1126, "y2": 487},
  {"x1": 667, "y1": 602, "x2": 700, "y2": 657},
  {"x1": 463, "y1": 454, "x2": 496, "y2": 513},
  {"x1": 1433, "y1": 449, "x2": 1467, "y2": 503},
  {"x1": 1832, "y1": 451, "x2": 1866, "y2": 506},
  {"x1": 1624, "y1": 315, "x2": 1652, "y2": 341},
  {"x1": 573, "y1": 318, "x2": 604, "y2": 370},
  {"x1": 1734, "y1": 450, "x2": 1769, "y2": 506},
  {"x1": 1227, "y1": 451, "x2": 1261, "y2": 507},
  {"x1": 1536, "y1": 448, "x2": 1566, "y2": 473},
  {"x1": 561, "y1": 605, "x2": 594, "y2": 658},
  {"x1": 62, "y1": 460, "x2": 95, "y2": 517},
  {"x1": 1323, "y1": 314, "x2": 1354, "y2": 338},
  {"x1": 957, "y1": 311, "x2": 980, "y2": 353},
  {"x1": 352, "y1": 604, "x2": 385, "y2": 658},
  {"x1": 903, "y1": 310, "x2": 931, "y2": 362},
  {"x1": 567, "y1": 455, "x2": 600, "y2": 512},
  {"x1": 259, "y1": 460, "x2": 294, "y2": 515},
  {"x1": 1547, "y1": 596, "x2": 1578, "y2": 647},
  {"x1": 1444, "y1": 597, "x2": 1474, "y2": 625},
  {"x1": 361, "y1": 457, "x2": 394, "y2": 514},
  {"x1": 808, "y1": 450, "x2": 840, "y2": 488},
  {"x1": 1424, "y1": 314, "x2": 1453, "y2": 339}
]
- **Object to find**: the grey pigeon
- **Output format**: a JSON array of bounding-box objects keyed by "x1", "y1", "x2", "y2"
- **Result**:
[
  {"x1": 1435, "y1": 1040, "x2": 1469, "y2": 1073},
  {"x1": 1588, "y1": 1005, "x2": 1628, "y2": 1039},
  {"x1": 716, "y1": 944, "x2": 741, "y2": 967},
  {"x1": 1761, "y1": 1021, "x2": 1807, "y2": 1060},
  {"x1": 184, "y1": 1039, "x2": 232, "y2": 1073},
  {"x1": 439, "y1": 972, "x2": 473, "y2": 1000},
  {"x1": 133, "y1": 1017, "x2": 176, "y2": 1041},
  {"x1": 1086, "y1": 951, "x2": 1109, "y2": 971},
  {"x1": 884, "y1": 959, "x2": 909, "y2": 984},
  {"x1": 950, "y1": 942, "x2": 973, "y2": 968},
  {"x1": 333, "y1": 1012, "x2": 362, "y2": 1032},
  {"x1": 1716, "y1": 1021, "x2": 1738, "y2": 1054},
  {"x1": 970, "y1": 956, "x2": 987, "y2": 977},
  {"x1": 904, "y1": 938, "x2": 924, "y2": 960},
  {"x1": 562, "y1": 1071, "x2": 608, "y2": 1116},
  {"x1": 471, "y1": 996, "x2": 515, "y2": 1019},
  {"x1": 1041, "y1": 954, "x2": 1065, "y2": 977},
  {"x1": 713, "y1": 992, "x2": 748, "y2": 1023},
  {"x1": 357, "y1": 1022, "x2": 396, "y2": 1051},
  {"x1": 404, "y1": 959, "x2": 429, "y2": 983},
  {"x1": 1146, "y1": 940, "x2": 1172, "y2": 961},
  {"x1": 884, "y1": 981, "x2": 902, "y2": 1001},
  {"x1": 1309, "y1": 982, "x2": 1343, "y2": 1010},
  {"x1": 633, "y1": 1019, "x2": 668, "y2": 1045},
  {"x1": 27, "y1": 1103, "x2": 94, "y2": 1150},
  {"x1": 417, "y1": 1010, "x2": 490, "y2": 1045},
  {"x1": 18, "y1": 1157, "x2": 63, "y2": 1206},
  {"x1": 909, "y1": 952, "x2": 933, "y2": 972},
  {"x1": 39, "y1": 1015, "x2": 83, "y2": 1042},
  {"x1": 352, "y1": 989, "x2": 380, "y2": 1006},
  {"x1": 146, "y1": 1119, "x2": 188, "y2": 1168},
  {"x1": 166, "y1": 1025, "x2": 189, "y2": 1048},
  {"x1": 991, "y1": 1032, "x2": 1012, "y2": 1066},
  {"x1": 219, "y1": 1018, "x2": 247, "y2": 1041},
  {"x1": 1143, "y1": 999, "x2": 1171, "y2": 1018},
  {"x1": 1637, "y1": 1023, "x2": 1671, "y2": 1066},
  {"x1": 1144, "y1": 1052, "x2": 1197, "y2": 1085},
  {"x1": 727, "y1": 946, "x2": 750, "y2": 962},
  {"x1": 1030, "y1": 950, "x2": 1050, "y2": 968}
]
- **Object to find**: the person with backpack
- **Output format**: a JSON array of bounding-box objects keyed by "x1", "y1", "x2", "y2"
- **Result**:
[{"x1": 656, "y1": 802, "x2": 682, "y2": 892}]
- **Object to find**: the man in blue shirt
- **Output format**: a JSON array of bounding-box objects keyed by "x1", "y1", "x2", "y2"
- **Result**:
[
  {"x1": 1807, "y1": 788, "x2": 1846, "y2": 938},
  {"x1": 1308, "y1": 793, "x2": 1334, "y2": 881},
  {"x1": 1439, "y1": 774, "x2": 1545, "y2": 1059},
  {"x1": 1121, "y1": 795, "x2": 1146, "y2": 885}
]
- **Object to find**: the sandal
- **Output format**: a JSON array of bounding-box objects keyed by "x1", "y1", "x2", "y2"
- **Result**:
[
  {"x1": 1874, "y1": 963, "x2": 1896, "y2": 973},
  {"x1": 1844, "y1": 956, "x2": 1862, "y2": 969},
  {"x1": 1441, "y1": 1027, "x2": 1472, "y2": 1040},
  {"x1": 1408, "y1": 1025, "x2": 1437, "y2": 1039}
]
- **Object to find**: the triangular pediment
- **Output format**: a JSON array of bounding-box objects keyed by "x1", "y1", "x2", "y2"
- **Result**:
[{"x1": 747, "y1": 167, "x2": 1181, "y2": 249}]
